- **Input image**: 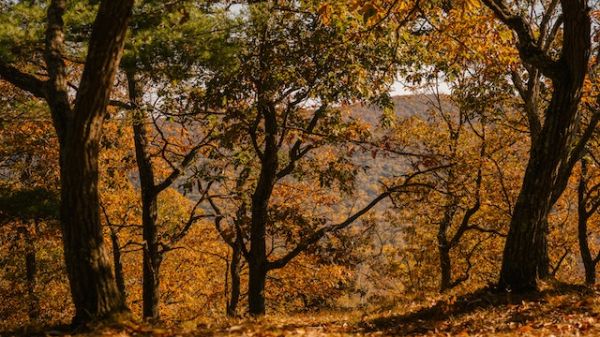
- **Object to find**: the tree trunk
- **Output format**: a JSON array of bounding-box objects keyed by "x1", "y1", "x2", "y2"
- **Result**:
[
  {"x1": 537, "y1": 219, "x2": 550, "y2": 280},
  {"x1": 578, "y1": 158, "x2": 596, "y2": 285},
  {"x1": 60, "y1": 142, "x2": 126, "y2": 323},
  {"x1": 578, "y1": 212, "x2": 596, "y2": 285},
  {"x1": 0, "y1": 0, "x2": 134, "y2": 324},
  {"x1": 227, "y1": 243, "x2": 242, "y2": 317},
  {"x1": 438, "y1": 246, "x2": 452, "y2": 292},
  {"x1": 497, "y1": 1, "x2": 591, "y2": 292},
  {"x1": 248, "y1": 259, "x2": 267, "y2": 315},
  {"x1": 439, "y1": 245, "x2": 452, "y2": 292},
  {"x1": 248, "y1": 101, "x2": 278, "y2": 316},
  {"x1": 17, "y1": 224, "x2": 39, "y2": 322},
  {"x1": 109, "y1": 229, "x2": 127, "y2": 301},
  {"x1": 45, "y1": 0, "x2": 135, "y2": 324},
  {"x1": 437, "y1": 193, "x2": 457, "y2": 292},
  {"x1": 498, "y1": 159, "x2": 557, "y2": 291},
  {"x1": 437, "y1": 207, "x2": 453, "y2": 292},
  {"x1": 127, "y1": 70, "x2": 162, "y2": 321}
]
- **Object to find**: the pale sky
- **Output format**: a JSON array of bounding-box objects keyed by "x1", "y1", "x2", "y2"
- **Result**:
[{"x1": 390, "y1": 81, "x2": 451, "y2": 96}]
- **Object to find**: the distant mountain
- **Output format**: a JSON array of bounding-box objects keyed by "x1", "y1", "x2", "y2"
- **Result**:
[{"x1": 347, "y1": 94, "x2": 448, "y2": 124}]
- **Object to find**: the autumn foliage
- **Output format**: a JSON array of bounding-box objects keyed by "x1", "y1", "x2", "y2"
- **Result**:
[{"x1": 1, "y1": 0, "x2": 600, "y2": 336}]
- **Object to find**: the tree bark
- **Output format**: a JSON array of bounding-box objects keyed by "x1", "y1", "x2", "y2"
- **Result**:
[
  {"x1": 437, "y1": 202, "x2": 455, "y2": 292},
  {"x1": 537, "y1": 219, "x2": 550, "y2": 280},
  {"x1": 248, "y1": 100, "x2": 278, "y2": 316},
  {"x1": 498, "y1": 147, "x2": 567, "y2": 291},
  {"x1": 248, "y1": 261, "x2": 267, "y2": 315},
  {"x1": 578, "y1": 158, "x2": 596, "y2": 285},
  {"x1": 17, "y1": 224, "x2": 39, "y2": 322},
  {"x1": 578, "y1": 213, "x2": 596, "y2": 285},
  {"x1": 439, "y1": 245, "x2": 452, "y2": 292},
  {"x1": 56, "y1": 0, "x2": 134, "y2": 324},
  {"x1": 109, "y1": 228, "x2": 127, "y2": 302},
  {"x1": 227, "y1": 243, "x2": 242, "y2": 317},
  {"x1": 496, "y1": 1, "x2": 591, "y2": 292},
  {"x1": 126, "y1": 70, "x2": 162, "y2": 321},
  {"x1": 0, "y1": 0, "x2": 135, "y2": 324},
  {"x1": 59, "y1": 125, "x2": 127, "y2": 324}
]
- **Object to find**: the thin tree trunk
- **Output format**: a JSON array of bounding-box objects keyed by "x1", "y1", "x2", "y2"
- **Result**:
[
  {"x1": 227, "y1": 243, "x2": 242, "y2": 317},
  {"x1": 248, "y1": 101, "x2": 278, "y2": 316},
  {"x1": 437, "y1": 203, "x2": 454, "y2": 292},
  {"x1": 126, "y1": 70, "x2": 162, "y2": 321},
  {"x1": 578, "y1": 214, "x2": 596, "y2": 285},
  {"x1": 18, "y1": 224, "x2": 39, "y2": 322},
  {"x1": 578, "y1": 158, "x2": 596, "y2": 285},
  {"x1": 109, "y1": 228, "x2": 127, "y2": 301},
  {"x1": 439, "y1": 245, "x2": 452, "y2": 292}
]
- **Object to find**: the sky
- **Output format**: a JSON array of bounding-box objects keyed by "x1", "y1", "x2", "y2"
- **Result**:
[{"x1": 390, "y1": 81, "x2": 451, "y2": 96}]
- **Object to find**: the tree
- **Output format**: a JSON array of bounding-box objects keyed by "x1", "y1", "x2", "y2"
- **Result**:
[
  {"x1": 193, "y1": 0, "x2": 411, "y2": 315},
  {"x1": 0, "y1": 0, "x2": 135, "y2": 323},
  {"x1": 480, "y1": 0, "x2": 594, "y2": 291},
  {"x1": 380, "y1": 1, "x2": 521, "y2": 292},
  {"x1": 112, "y1": 2, "x2": 235, "y2": 319},
  {"x1": 576, "y1": 157, "x2": 600, "y2": 284}
]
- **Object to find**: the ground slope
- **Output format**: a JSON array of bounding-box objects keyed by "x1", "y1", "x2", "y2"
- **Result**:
[{"x1": 10, "y1": 283, "x2": 600, "y2": 337}]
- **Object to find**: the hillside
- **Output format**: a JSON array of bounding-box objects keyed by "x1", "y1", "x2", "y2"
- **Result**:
[{"x1": 17, "y1": 283, "x2": 600, "y2": 337}]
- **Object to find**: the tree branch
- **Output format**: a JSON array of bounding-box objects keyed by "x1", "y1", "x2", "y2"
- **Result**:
[
  {"x1": 0, "y1": 62, "x2": 48, "y2": 100},
  {"x1": 481, "y1": 0, "x2": 560, "y2": 79}
]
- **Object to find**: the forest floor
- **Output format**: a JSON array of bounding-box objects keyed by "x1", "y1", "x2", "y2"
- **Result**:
[{"x1": 7, "y1": 282, "x2": 600, "y2": 337}]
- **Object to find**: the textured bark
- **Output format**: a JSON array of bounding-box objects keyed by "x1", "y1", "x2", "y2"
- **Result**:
[
  {"x1": 537, "y1": 219, "x2": 550, "y2": 280},
  {"x1": 51, "y1": 0, "x2": 134, "y2": 324},
  {"x1": 0, "y1": 0, "x2": 134, "y2": 323},
  {"x1": 494, "y1": 0, "x2": 591, "y2": 292}
]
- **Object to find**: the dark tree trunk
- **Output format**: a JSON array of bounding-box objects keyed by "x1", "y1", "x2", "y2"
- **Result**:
[
  {"x1": 578, "y1": 158, "x2": 596, "y2": 285},
  {"x1": 227, "y1": 243, "x2": 242, "y2": 317},
  {"x1": 578, "y1": 209, "x2": 596, "y2": 285},
  {"x1": 56, "y1": 0, "x2": 134, "y2": 323},
  {"x1": 248, "y1": 261, "x2": 267, "y2": 315},
  {"x1": 537, "y1": 219, "x2": 550, "y2": 280},
  {"x1": 17, "y1": 224, "x2": 39, "y2": 322},
  {"x1": 126, "y1": 70, "x2": 162, "y2": 321},
  {"x1": 248, "y1": 101, "x2": 278, "y2": 316},
  {"x1": 109, "y1": 229, "x2": 127, "y2": 301},
  {"x1": 437, "y1": 202, "x2": 455, "y2": 292},
  {"x1": 439, "y1": 245, "x2": 452, "y2": 292},
  {"x1": 1, "y1": 0, "x2": 134, "y2": 324},
  {"x1": 498, "y1": 158, "x2": 561, "y2": 291},
  {"x1": 59, "y1": 133, "x2": 126, "y2": 324},
  {"x1": 497, "y1": 1, "x2": 591, "y2": 292}
]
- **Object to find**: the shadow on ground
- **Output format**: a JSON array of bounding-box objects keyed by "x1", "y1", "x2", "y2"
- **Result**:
[{"x1": 359, "y1": 283, "x2": 595, "y2": 336}]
